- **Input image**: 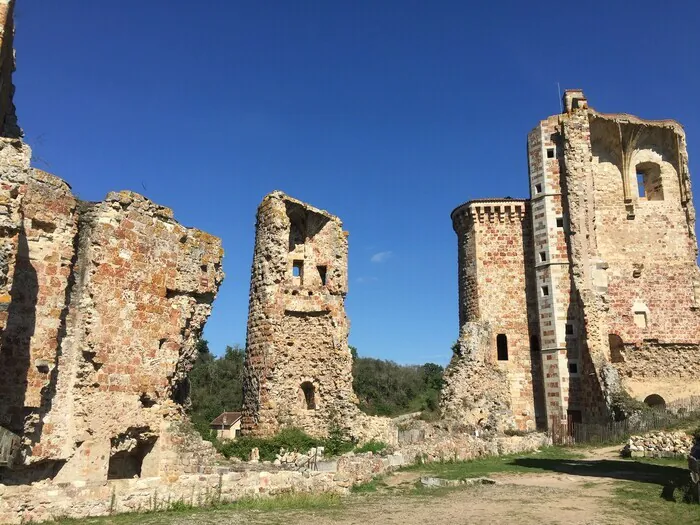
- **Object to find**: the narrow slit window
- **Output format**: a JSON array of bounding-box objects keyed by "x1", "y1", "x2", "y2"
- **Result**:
[
  {"x1": 541, "y1": 285, "x2": 550, "y2": 297},
  {"x1": 317, "y1": 265, "x2": 327, "y2": 286},
  {"x1": 300, "y1": 382, "x2": 316, "y2": 410},
  {"x1": 496, "y1": 334, "x2": 508, "y2": 361},
  {"x1": 539, "y1": 251, "x2": 547, "y2": 262}
]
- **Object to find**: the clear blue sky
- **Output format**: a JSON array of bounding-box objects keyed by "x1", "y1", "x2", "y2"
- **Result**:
[{"x1": 13, "y1": 1, "x2": 699, "y2": 365}]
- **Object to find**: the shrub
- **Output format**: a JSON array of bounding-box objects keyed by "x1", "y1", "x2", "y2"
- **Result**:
[
  {"x1": 217, "y1": 427, "x2": 321, "y2": 461},
  {"x1": 354, "y1": 440, "x2": 388, "y2": 454}
]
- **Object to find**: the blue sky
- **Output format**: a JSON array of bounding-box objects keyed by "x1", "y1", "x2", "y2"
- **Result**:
[{"x1": 12, "y1": 1, "x2": 699, "y2": 365}]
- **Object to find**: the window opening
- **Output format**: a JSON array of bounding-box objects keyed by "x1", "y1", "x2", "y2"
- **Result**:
[
  {"x1": 539, "y1": 252, "x2": 547, "y2": 263},
  {"x1": 534, "y1": 183, "x2": 542, "y2": 194},
  {"x1": 556, "y1": 217, "x2": 564, "y2": 228},
  {"x1": 300, "y1": 382, "x2": 316, "y2": 410},
  {"x1": 292, "y1": 260, "x2": 303, "y2": 280},
  {"x1": 568, "y1": 362, "x2": 578, "y2": 374},
  {"x1": 633, "y1": 311, "x2": 647, "y2": 329},
  {"x1": 541, "y1": 285, "x2": 549, "y2": 297},
  {"x1": 635, "y1": 162, "x2": 664, "y2": 201},
  {"x1": 546, "y1": 147, "x2": 555, "y2": 159},
  {"x1": 496, "y1": 334, "x2": 508, "y2": 361},
  {"x1": 565, "y1": 323, "x2": 574, "y2": 336},
  {"x1": 608, "y1": 334, "x2": 625, "y2": 363},
  {"x1": 637, "y1": 173, "x2": 646, "y2": 198},
  {"x1": 317, "y1": 265, "x2": 327, "y2": 286}
]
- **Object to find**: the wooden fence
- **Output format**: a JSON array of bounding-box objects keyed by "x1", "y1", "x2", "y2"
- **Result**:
[{"x1": 549, "y1": 397, "x2": 700, "y2": 446}]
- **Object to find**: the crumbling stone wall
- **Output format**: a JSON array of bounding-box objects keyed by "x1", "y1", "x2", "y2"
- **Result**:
[
  {"x1": 242, "y1": 192, "x2": 394, "y2": 443},
  {"x1": 444, "y1": 200, "x2": 544, "y2": 431},
  {"x1": 0, "y1": 147, "x2": 224, "y2": 481}
]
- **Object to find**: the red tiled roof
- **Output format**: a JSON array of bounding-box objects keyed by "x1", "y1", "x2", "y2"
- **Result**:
[{"x1": 210, "y1": 411, "x2": 242, "y2": 427}]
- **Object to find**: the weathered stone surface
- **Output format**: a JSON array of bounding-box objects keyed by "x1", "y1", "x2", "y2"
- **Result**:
[
  {"x1": 242, "y1": 191, "x2": 394, "y2": 443},
  {"x1": 622, "y1": 431, "x2": 693, "y2": 458},
  {"x1": 0, "y1": 165, "x2": 225, "y2": 482}
]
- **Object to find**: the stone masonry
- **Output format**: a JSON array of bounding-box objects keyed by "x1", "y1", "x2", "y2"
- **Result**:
[
  {"x1": 0, "y1": 0, "x2": 225, "y2": 484},
  {"x1": 444, "y1": 89, "x2": 700, "y2": 431},
  {"x1": 242, "y1": 192, "x2": 394, "y2": 443}
]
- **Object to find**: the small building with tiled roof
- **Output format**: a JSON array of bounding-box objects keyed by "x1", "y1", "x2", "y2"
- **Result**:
[{"x1": 210, "y1": 412, "x2": 242, "y2": 440}]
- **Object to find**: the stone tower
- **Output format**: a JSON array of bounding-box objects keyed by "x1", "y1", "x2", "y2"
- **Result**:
[
  {"x1": 242, "y1": 191, "x2": 358, "y2": 438},
  {"x1": 445, "y1": 90, "x2": 700, "y2": 431},
  {"x1": 442, "y1": 200, "x2": 544, "y2": 431}
]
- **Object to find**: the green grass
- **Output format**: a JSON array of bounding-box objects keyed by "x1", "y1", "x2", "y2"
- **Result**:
[
  {"x1": 402, "y1": 446, "x2": 585, "y2": 479},
  {"x1": 353, "y1": 440, "x2": 388, "y2": 454},
  {"x1": 350, "y1": 478, "x2": 388, "y2": 493},
  {"x1": 50, "y1": 493, "x2": 343, "y2": 525}
]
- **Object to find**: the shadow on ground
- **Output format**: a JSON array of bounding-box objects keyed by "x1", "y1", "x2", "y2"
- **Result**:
[{"x1": 512, "y1": 458, "x2": 690, "y2": 500}]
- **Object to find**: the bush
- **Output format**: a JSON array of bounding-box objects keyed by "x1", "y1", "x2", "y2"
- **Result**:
[
  {"x1": 323, "y1": 425, "x2": 355, "y2": 457},
  {"x1": 354, "y1": 440, "x2": 387, "y2": 454},
  {"x1": 611, "y1": 390, "x2": 649, "y2": 421},
  {"x1": 217, "y1": 427, "x2": 321, "y2": 461}
]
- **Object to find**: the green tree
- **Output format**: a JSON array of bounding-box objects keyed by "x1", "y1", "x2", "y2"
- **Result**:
[{"x1": 188, "y1": 341, "x2": 245, "y2": 435}]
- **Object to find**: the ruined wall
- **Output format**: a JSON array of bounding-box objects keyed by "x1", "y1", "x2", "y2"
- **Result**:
[
  {"x1": 0, "y1": 161, "x2": 224, "y2": 481},
  {"x1": 444, "y1": 200, "x2": 542, "y2": 431},
  {"x1": 243, "y1": 191, "x2": 394, "y2": 443},
  {"x1": 0, "y1": 0, "x2": 20, "y2": 138},
  {"x1": 572, "y1": 110, "x2": 700, "y2": 405}
]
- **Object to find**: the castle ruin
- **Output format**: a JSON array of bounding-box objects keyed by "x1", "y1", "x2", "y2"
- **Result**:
[
  {"x1": 0, "y1": 0, "x2": 225, "y2": 483},
  {"x1": 443, "y1": 90, "x2": 700, "y2": 431},
  {"x1": 242, "y1": 191, "x2": 394, "y2": 443}
]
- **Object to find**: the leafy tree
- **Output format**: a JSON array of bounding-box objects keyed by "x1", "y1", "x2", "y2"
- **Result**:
[{"x1": 188, "y1": 341, "x2": 245, "y2": 435}]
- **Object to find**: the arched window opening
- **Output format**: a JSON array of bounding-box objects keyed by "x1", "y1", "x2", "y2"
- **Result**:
[
  {"x1": 608, "y1": 334, "x2": 625, "y2": 363},
  {"x1": 300, "y1": 382, "x2": 316, "y2": 410},
  {"x1": 496, "y1": 334, "x2": 508, "y2": 361},
  {"x1": 643, "y1": 394, "x2": 666, "y2": 410},
  {"x1": 530, "y1": 335, "x2": 540, "y2": 353},
  {"x1": 635, "y1": 162, "x2": 664, "y2": 201}
]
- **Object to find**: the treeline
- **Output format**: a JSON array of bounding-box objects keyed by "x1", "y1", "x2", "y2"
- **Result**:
[{"x1": 188, "y1": 341, "x2": 444, "y2": 434}]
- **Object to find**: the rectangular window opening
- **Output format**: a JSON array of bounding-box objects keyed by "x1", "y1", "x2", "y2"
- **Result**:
[
  {"x1": 535, "y1": 183, "x2": 543, "y2": 194},
  {"x1": 568, "y1": 362, "x2": 578, "y2": 375},
  {"x1": 292, "y1": 260, "x2": 303, "y2": 280},
  {"x1": 539, "y1": 251, "x2": 547, "y2": 263},
  {"x1": 637, "y1": 173, "x2": 646, "y2": 198},
  {"x1": 565, "y1": 323, "x2": 574, "y2": 336},
  {"x1": 546, "y1": 147, "x2": 555, "y2": 159},
  {"x1": 496, "y1": 334, "x2": 508, "y2": 361},
  {"x1": 317, "y1": 265, "x2": 327, "y2": 286},
  {"x1": 634, "y1": 311, "x2": 648, "y2": 329},
  {"x1": 541, "y1": 285, "x2": 550, "y2": 297},
  {"x1": 556, "y1": 217, "x2": 564, "y2": 228}
]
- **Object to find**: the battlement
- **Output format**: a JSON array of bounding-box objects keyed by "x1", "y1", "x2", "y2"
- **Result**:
[{"x1": 451, "y1": 198, "x2": 529, "y2": 230}]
